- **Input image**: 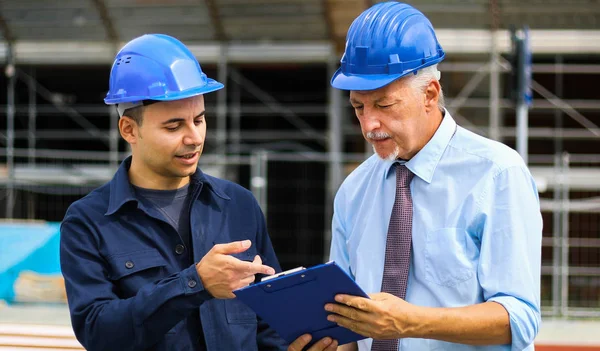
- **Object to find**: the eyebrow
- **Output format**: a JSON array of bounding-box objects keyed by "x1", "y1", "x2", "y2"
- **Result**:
[
  {"x1": 349, "y1": 97, "x2": 396, "y2": 105},
  {"x1": 161, "y1": 110, "x2": 205, "y2": 125}
]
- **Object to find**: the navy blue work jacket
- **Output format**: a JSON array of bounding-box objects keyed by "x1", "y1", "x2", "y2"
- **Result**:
[{"x1": 60, "y1": 157, "x2": 287, "y2": 351}]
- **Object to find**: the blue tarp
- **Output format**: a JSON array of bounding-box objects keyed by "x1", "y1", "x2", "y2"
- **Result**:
[{"x1": 0, "y1": 222, "x2": 62, "y2": 302}]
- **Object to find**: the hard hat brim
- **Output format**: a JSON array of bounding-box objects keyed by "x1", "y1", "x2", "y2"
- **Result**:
[
  {"x1": 104, "y1": 78, "x2": 224, "y2": 105},
  {"x1": 330, "y1": 68, "x2": 403, "y2": 91}
]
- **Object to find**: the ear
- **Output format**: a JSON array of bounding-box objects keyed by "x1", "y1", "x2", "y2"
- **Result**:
[
  {"x1": 119, "y1": 116, "x2": 138, "y2": 145},
  {"x1": 424, "y1": 80, "x2": 441, "y2": 113}
]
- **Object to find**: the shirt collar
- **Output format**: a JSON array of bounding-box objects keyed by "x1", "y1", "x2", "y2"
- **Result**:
[
  {"x1": 384, "y1": 109, "x2": 457, "y2": 183},
  {"x1": 105, "y1": 156, "x2": 230, "y2": 216}
]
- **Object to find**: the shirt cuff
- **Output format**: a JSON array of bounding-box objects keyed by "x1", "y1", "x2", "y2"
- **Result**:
[
  {"x1": 488, "y1": 295, "x2": 540, "y2": 351},
  {"x1": 179, "y1": 264, "x2": 213, "y2": 302}
]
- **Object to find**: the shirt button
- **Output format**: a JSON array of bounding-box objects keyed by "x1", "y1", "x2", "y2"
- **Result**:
[
  {"x1": 175, "y1": 244, "x2": 185, "y2": 255},
  {"x1": 188, "y1": 280, "x2": 197, "y2": 288},
  {"x1": 125, "y1": 261, "x2": 134, "y2": 269}
]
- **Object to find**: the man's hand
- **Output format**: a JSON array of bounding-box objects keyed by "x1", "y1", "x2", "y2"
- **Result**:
[
  {"x1": 196, "y1": 240, "x2": 275, "y2": 299},
  {"x1": 287, "y1": 334, "x2": 338, "y2": 351},
  {"x1": 325, "y1": 292, "x2": 420, "y2": 340}
]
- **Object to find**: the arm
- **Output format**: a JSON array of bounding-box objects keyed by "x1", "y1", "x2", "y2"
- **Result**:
[
  {"x1": 476, "y1": 165, "x2": 542, "y2": 349},
  {"x1": 329, "y1": 189, "x2": 350, "y2": 272},
  {"x1": 409, "y1": 301, "x2": 511, "y2": 344},
  {"x1": 62, "y1": 216, "x2": 274, "y2": 351},
  {"x1": 326, "y1": 165, "x2": 541, "y2": 349},
  {"x1": 61, "y1": 217, "x2": 211, "y2": 351}
]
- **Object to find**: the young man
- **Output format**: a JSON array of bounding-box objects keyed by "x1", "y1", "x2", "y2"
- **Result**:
[
  {"x1": 60, "y1": 34, "x2": 288, "y2": 351},
  {"x1": 307, "y1": 2, "x2": 542, "y2": 351}
]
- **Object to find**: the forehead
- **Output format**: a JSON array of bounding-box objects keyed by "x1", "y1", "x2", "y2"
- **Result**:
[
  {"x1": 349, "y1": 77, "x2": 411, "y2": 102},
  {"x1": 144, "y1": 95, "x2": 205, "y2": 119}
]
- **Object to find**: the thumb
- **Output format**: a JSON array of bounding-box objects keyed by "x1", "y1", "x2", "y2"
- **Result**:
[
  {"x1": 252, "y1": 255, "x2": 263, "y2": 265},
  {"x1": 211, "y1": 240, "x2": 252, "y2": 255}
]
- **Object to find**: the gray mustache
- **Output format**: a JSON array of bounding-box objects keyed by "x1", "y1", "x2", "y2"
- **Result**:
[{"x1": 366, "y1": 131, "x2": 390, "y2": 140}]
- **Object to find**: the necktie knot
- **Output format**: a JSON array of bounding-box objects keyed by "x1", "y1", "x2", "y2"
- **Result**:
[{"x1": 396, "y1": 164, "x2": 414, "y2": 188}]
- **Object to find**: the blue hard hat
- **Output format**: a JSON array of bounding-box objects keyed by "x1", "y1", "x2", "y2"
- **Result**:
[
  {"x1": 331, "y1": 1, "x2": 445, "y2": 91},
  {"x1": 104, "y1": 34, "x2": 223, "y2": 105}
]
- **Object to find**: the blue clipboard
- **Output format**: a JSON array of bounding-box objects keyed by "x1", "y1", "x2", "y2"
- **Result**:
[{"x1": 233, "y1": 261, "x2": 369, "y2": 347}]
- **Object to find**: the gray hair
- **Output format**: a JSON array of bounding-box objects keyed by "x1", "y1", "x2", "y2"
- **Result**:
[{"x1": 408, "y1": 64, "x2": 445, "y2": 112}]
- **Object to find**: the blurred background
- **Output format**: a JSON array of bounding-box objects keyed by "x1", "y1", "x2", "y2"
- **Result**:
[{"x1": 0, "y1": 0, "x2": 598, "y2": 350}]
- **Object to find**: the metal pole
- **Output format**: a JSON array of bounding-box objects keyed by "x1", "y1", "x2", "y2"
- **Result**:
[
  {"x1": 551, "y1": 153, "x2": 562, "y2": 316},
  {"x1": 27, "y1": 67, "x2": 36, "y2": 219},
  {"x1": 28, "y1": 67, "x2": 36, "y2": 165},
  {"x1": 554, "y1": 55, "x2": 564, "y2": 155},
  {"x1": 489, "y1": 33, "x2": 501, "y2": 141},
  {"x1": 250, "y1": 151, "x2": 268, "y2": 219},
  {"x1": 489, "y1": 0, "x2": 501, "y2": 141},
  {"x1": 216, "y1": 46, "x2": 228, "y2": 159},
  {"x1": 231, "y1": 78, "x2": 241, "y2": 157},
  {"x1": 109, "y1": 106, "x2": 119, "y2": 170},
  {"x1": 516, "y1": 103, "x2": 529, "y2": 164},
  {"x1": 326, "y1": 54, "x2": 345, "y2": 261},
  {"x1": 514, "y1": 28, "x2": 531, "y2": 165},
  {"x1": 5, "y1": 44, "x2": 16, "y2": 219},
  {"x1": 560, "y1": 152, "x2": 570, "y2": 317},
  {"x1": 551, "y1": 60, "x2": 565, "y2": 310}
]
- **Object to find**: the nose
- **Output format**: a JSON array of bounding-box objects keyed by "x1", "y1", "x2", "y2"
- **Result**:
[
  {"x1": 360, "y1": 107, "x2": 381, "y2": 133},
  {"x1": 182, "y1": 123, "x2": 204, "y2": 146}
]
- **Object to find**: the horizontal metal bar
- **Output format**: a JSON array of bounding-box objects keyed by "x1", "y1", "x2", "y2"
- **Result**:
[
  {"x1": 0, "y1": 30, "x2": 599, "y2": 65},
  {"x1": 542, "y1": 237, "x2": 600, "y2": 248},
  {"x1": 541, "y1": 307, "x2": 600, "y2": 318},
  {"x1": 541, "y1": 265, "x2": 600, "y2": 276},
  {"x1": 6, "y1": 130, "x2": 328, "y2": 141}
]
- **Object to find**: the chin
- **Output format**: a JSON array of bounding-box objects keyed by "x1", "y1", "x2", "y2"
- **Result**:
[{"x1": 373, "y1": 145, "x2": 400, "y2": 161}]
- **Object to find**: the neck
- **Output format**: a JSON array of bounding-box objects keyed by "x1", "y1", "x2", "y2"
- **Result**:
[{"x1": 128, "y1": 158, "x2": 190, "y2": 190}]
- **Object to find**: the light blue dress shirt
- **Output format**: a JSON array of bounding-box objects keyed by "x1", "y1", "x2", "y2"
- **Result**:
[{"x1": 330, "y1": 112, "x2": 542, "y2": 351}]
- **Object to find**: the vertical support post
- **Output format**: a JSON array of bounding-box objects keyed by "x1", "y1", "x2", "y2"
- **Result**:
[
  {"x1": 489, "y1": 0, "x2": 501, "y2": 141},
  {"x1": 231, "y1": 78, "x2": 241, "y2": 157},
  {"x1": 551, "y1": 153, "x2": 561, "y2": 316},
  {"x1": 554, "y1": 55, "x2": 564, "y2": 155},
  {"x1": 27, "y1": 67, "x2": 37, "y2": 219},
  {"x1": 326, "y1": 53, "x2": 344, "y2": 261},
  {"x1": 516, "y1": 103, "x2": 529, "y2": 164},
  {"x1": 28, "y1": 67, "x2": 36, "y2": 165},
  {"x1": 513, "y1": 27, "x2": 532, "y2": 165},
  {"x1": 559, "y1": 152, "x2": 570, "y2": 317},
  {"x1": 109, "y1": 106, "x2": 119, "y2": 170},
  {"x1": 251, "y1": 151, "x2": 268, "y2": 219},
  {"x1": 216, "y1": 46, "x2": 228, "y2": 160},
  {"x1": 489, "y1": 31, "x2": 501, "y2": 141},
  {"x1": 5, "y1": 44, "x2": 16, "y2": 219}
]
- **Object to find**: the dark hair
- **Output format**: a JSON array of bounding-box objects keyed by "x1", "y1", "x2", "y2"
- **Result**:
[
  {"x1": 120, "y1": 100, "x2": 160, "y2": 126},
  {"x1": 122, "y1": 105, "x2": 145, "y2": 126}
]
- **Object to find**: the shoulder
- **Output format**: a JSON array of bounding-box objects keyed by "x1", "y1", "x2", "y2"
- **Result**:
[
  {"x1": 63, "y1": 183, "x2": 111, "y2": 222},
  {"x1": 450, "y1": 126, "x2": 527, "y2": 175},
  {"x1": 203, "y1": 173, "x2": 257, "y2": 204}
]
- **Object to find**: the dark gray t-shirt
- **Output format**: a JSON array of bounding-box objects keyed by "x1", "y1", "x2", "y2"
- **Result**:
[
  {"x1": 133, "y1": 183, "x2": 207, "y2": 349},
  {"x1": 133, "y1": 183, "x2": 193, "y2": 254}
]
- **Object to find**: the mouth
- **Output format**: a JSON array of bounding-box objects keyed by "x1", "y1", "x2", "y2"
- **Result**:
[
  {"x1": 175, "y1": 152, "x2": 200, "y2": 164},
  {"x1": 369, "y1": 137, "x2": 391, "y2": 143},
  {"x1": 177, "y1": 152, "x2": 197, "y2": 159}
]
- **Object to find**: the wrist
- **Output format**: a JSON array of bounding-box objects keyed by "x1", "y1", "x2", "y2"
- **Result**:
[{"x1": 402, "y1": 304, "x2": 434, "y2": 339}]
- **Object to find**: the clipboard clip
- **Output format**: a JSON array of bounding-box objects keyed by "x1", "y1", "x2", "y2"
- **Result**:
[{"x1": 261, "y1": 266, "x2": 306, "y2": 282}]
